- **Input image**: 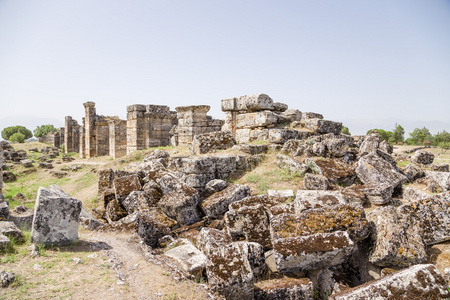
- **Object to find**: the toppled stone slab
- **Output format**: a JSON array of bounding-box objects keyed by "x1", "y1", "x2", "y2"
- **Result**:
[
  {"x1": 158, "y1": 184, "x2": 201, "y2": 225},
  {"x1": 203, "y1": 179, "x2": 228, "y2": 196},
  {"x1": 196, "y1": 227, "x2": 232, "y2": 256},
  {"x1": 30, "y1": 185, "x2": 82, "y2": 245},
  {"x1": 308, "y1": 158, "x2": 356, "y2": 186},
  {"x1": 268, "y1": 129, "x2": 301, "y2": 144},
  {"x1": 430, "y1": 164, "x2": 449, "y2": 172},
  {"x1": 305, "y1": 119, "x2": 342, "y2": 135},
  {"x1": 355, "y1": 152, "x2": 407, "y2": 190},
  {"x1": 273, "y1": 231, "x2": 354, "y2": 272},
  {"x1": 137, "y1": 208, "x2": 177, "y2": 247},
  {"x1": 402, "y1": 163, "x2": 425, "y2": 182},
  {"x1": 426, "y1": 171, "x2": 450, "y2": 192},
  {"x1": 293, "y1": 190, "x2": 347, "y2": 213},
  {"x1": 330, "y1": 264, "x2": 450, "y2": 300},
  {"x1": 268, "y1": 189, "x2": 295, "y2": 199},
  {"x1": 105, "y1": 198, "x2": 128, "y2": 222},
  {"x1": 200, "y1": 184, "x2": 250, "y2": 219},
  {"x1": 273, "y1": 203, "x2": 370, "y2": 242},
  {"x1": 222, "y1": 94, "x2": 274, "y2": 112},
  {"x1": 164, "y1": 239, "x2": 207, "y2": 278},
  {"x1": 403, "y1": 187, "x2": 429, "y2": 202},
  {"x1": 358, "y1": 131, "x2": 380, "y2": 156},
  {"x1": 356, "y1": 183, "x2": 394, "y2": 205},
  {"x1": 192, "y1": 130, "x2": 236, "y2": 155},
  {"x1": 254, "y1": 277, "x2": 314, "y2": 300},
  {"x1": 304, "y1": 173, "x2": 329, "y2": 190},
  {"x1": 20, "y1": 159, "x2": 33, "y2": 168},
  {"x1": 412, "y1": 150, "x2": 435, "y2": 165},
  {"x1": 0, "y1": 221, "x2": 25, "y2": 243},
  {"x1": 206, "y1": 242, "x2": 255, "y2": 300},
  {"x1": 367, "y1": 206, "x2": 428, "y2": 268},
  {"x1": 113, "y1": 174, "x2": 142, "y2": 202},
  {"x1": 168, "y1": 156, "x2": 216, "y2": 174}
]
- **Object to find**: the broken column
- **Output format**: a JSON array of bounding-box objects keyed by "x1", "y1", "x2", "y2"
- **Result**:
[
  {"x1": 109, "y1": 119, "x2": 127, "y2": 159},
  {"x1": 79, "y1": 124, "x2": 85, "y2": 158},
  {"x1": 84, "y1": 101, "x2": 96, "y2": 158},
  {"x1": 64, "y1": 117, "x2": 80, "y2": 153}
]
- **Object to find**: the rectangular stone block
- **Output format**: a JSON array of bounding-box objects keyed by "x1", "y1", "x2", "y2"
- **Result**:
[{"x1": 236, "y1": 111, "x2": 278, "y2": 129}]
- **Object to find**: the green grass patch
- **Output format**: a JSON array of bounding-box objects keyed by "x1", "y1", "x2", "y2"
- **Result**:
[{"x1": 397, "y1": 160, "x2": 411, "y2": 167}]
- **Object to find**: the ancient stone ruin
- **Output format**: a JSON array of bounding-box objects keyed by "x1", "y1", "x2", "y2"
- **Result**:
[{"x1": 2, "y1": 93, "x2": 450, "y2": 299}]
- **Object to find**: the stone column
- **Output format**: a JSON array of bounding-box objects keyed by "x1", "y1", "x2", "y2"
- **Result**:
[
  {"x1": 84, "y1": 102, "x2": 96, "y2": 158},
  {"x1": 126, "y1": 105, "x2": 146, "y2": 154},
  {"x1": 109, "y1": 119, "x2": 127, "y2": 159},
  {"x1": 79, "y1": 125, "x2": 85, "y2": 158},
  {"x1": 59, "y1": 127, "x2": 65, "y2": 147},
  {"x1": 64, "y1": 116, "x2": 73, "y2": 153},
  {"x1": 72, "y1": 122, "x2": 80, "y2": 153}
]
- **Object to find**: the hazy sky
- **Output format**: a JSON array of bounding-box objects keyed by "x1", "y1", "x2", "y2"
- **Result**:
[{"x1": 1, "y1": 0, "x2": 449, "y2": 135}]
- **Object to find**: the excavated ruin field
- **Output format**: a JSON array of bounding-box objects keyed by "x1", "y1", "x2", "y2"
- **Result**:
[{"x1": 1, "y1": 134, "x2": 450, "y2": 299}]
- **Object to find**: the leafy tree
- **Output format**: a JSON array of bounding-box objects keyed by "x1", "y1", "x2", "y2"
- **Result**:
[
  {"x1": 367, "y1": 129, "x2": 392, "y2": 143},
  {"x1": 341, "y1": 126, "x2": 351, "y2": 135},
  {"x1": 408, "y1": 127, "x2": 431, "y2": 145},
  {"x1": 1, "y1": 125, "x2": 33, "y2": 141},
  {"x1": 391, "y1": 123, "x2": 405, "y2": 144},
  {"x1": 34, "y1": 124, "x2": 58, "y2": 138},
  {"x1": 9, "y1": 132, "x2": 25, "y2": 143},
  {"x1": 433, "y1": 130, "x2": 450, "y2": 146},
  {"x1": 439, "y1": 142, "x2": 450, "y2": 153}
]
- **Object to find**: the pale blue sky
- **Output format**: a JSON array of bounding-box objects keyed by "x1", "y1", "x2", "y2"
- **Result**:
[{"x1": 0, "y1": 0, "x2": 449, "y2": 135}]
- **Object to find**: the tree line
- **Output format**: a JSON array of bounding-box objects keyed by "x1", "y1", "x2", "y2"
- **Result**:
[{"x1": 1, "y1": 125, "x2": 58, "y2": 143}]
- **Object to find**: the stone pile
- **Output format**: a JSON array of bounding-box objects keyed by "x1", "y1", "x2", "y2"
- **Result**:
[{"x1": 221, "y1": 94, "x2": 342, "y2": 144}]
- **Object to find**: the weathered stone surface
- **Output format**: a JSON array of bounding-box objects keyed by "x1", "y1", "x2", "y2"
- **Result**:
[
  {"x1": 426, "y1": 171, "x2": 450, "y2": 191},
  {"x1": 274, "y1": 203, "x2": 370, "y2": 242},
  {"x1": 0, "y1": 202, "x2": 9, "y2": 221},
  {"x1": 358, "y1": 131, "x2": 380, "y2": 156},
  {"x1": 273, "y1": 231, "x2": 354, "y2": 272},
  {"x1": 412, "y1": 150, "x2": 435, "y2": 165},
  {"x1": 158, "y1": 184, "x2": 201, "y2": 225},
  {"x1": 200, "y1": 184, "x2": 251, "y2": 219},
  {"x1": 254, "y1": 277, "x2": 314, "y2": 300},
  {"x1": 192, "y1": 130, "x2": 236, "y2": 155},
  {"x1": 330, "y1": 264, "x2": 450, "y2": 300},
  {"x1": 236, "y1": 111, "x2": 278, "y2": 129},
  {"x1": 3, "y1": 171, "x2": 16, "y2": 183},
  {"x1": 232, "y1": 144, "x2": 268, "y2": 155},
  {"x1": 276, "y1": 154, "x2": 308, "y2": 173},
  {"x1": 164, "y1": 239, "x2": 207, "y2": 277},
  {"x1": 304, "y1": 173, "x2": 329, "y2": 190},
  {"x1": 402, "y1": 163, "x2": 425, "y2": 182},
  {"x1": 403, "y1": 187, "x2": 429, "y2": 202},
  {"x1": 196, "y1": 227, "x2": 232, "y2": 256},
  {"x1": 305, "y1": 119, "x2": 342, "y2": 134},
  {"x1": 268, "y1": 189, "x2": 295, "y2": 199},
  {"x1": 281, "y1": 109, "x2": 302, "y2": 122},
  {"x1": 321, "y1": 133, "x2": 353, "y2": 158},
  {"x1": 430, "y1": 164, "x2": 450, "y2": 172},
  {"x1": 144, "y1": 149, "x2": 170, "y2": 161},
  {"x1": 105, "y1": 198, "x2": 128, "y2": 221},
  {"x1": 355, "y1": 152, "x2": 407, "y2": 190},
  {"x1": 356, "y1": 183, "x2": 394, "y2": 205},
  {"x1": 121, "y1": 190, "x2": 161, "y2": 214},
  {"x1": 20, "y1": 159, "x2": 33, "y2": 168},
  {"x1": 222, "y1": 94, "x2": 274, "y2": 112},
  {"x1": 224, "y1": 195, "x2": 272, "y2": 249},
  {"x1": 233, "y1": 241, "x2": 266, "y2": 279},
  {"x1": 0, "y1": 270, "x2": 16, "y2": 288},
  {"x1": 168, "y1": 156, "x2": 216, "y2": 174},
  {"x1": 137, "y1": 208, "x2": 177, "y2": 247},
  {"x1": 30, "y1": 185, "x2": 82, "y2": 245},
  {"x1": 281, "y1": 140, "x2": 307, "y2": 157},
  {"x1": 308, "y1": 158, "x2": 357, "y2": 186},
  {"x1": 206, "y1": 242, "x2": 255, "y2": 299},
  {"x1": 113, "y1": 174, "x2": 142, "y2": 202},
  {"x1": 0, "y1": 221, "x2": 25, "y2": 243},
  {"x1": 203, "y1": 179, "x2": 228, "y2": 196},
  {"x1": 378, "y1": 140, "x2": 393, "y2": 154},
  {"x1": 8, "y1": 205, "x2": 34, "y2": 230},
  {"x1": 293, "y1": 190, "x2": 347, "y2": 213},
  {"x1": 367, "y1": 206, "x2": 428, "y2": 267},
  {"x1": 268, "y1": 129, "x2": 301, "y2": 144}
]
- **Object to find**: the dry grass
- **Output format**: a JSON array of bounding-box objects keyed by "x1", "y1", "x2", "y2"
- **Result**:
[{"x1": 393, "y1": 145, "x2": 450, "y2": 165}]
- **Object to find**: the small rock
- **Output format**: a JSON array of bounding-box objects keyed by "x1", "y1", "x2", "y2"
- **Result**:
[
  {"x1": 72, "y1": 258, "x2": 83, "y2": 264},
  {"x1": 0, "y1": 271, "x2": 15, "y2": 288}
]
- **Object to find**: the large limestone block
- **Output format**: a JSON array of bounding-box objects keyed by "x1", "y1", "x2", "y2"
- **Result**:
[
  {"x1": 293, "y1": 190, "x2": 347, "y2": 213},
  {"x1": 412, "y1": 150, "x2": 435, "y2": 165},
  {"x1": 426, "y1": 171, "x2": 450, "y2": 191},
  {"x1": 158, "y1": 184, "x2": 201, "y2": 225},
  {"x1": 305, "y1": 119, "x2": 342, "y2": 134},
  {"x1": 122, "y1": 190, "x2": 161, "y2": 214},
  {"x1": 281, "y1": 109, "x2": 302, "y2": 122},
  {"x1": 137, "y1": 208, "x2": 177, "y2": 247},
  {"x1": 254, "y1": 278, "x2": 314, "y2": 300},
  {"x1": 355, "y1": 152, "x2": 407, "y2": 190},
  {"x1": 164, "y1": 239, "x2": 207, "y2": 278},
  {"x1": 358, "y1": 131, "x2": 381, "y2": 156},
  {"x1": 30, "y1": 185, "x2": 82, "y2": 245},
  {"x1": 302, "y1": 112, "x2": 323, "y2": 121},
  {"x1": 367, "y1": 206, "x2": 428, "y2": 268},
  {"x1": 402, "y1": 187, "x2": 429, "y2": 202},
  {"x1": 192, "y1": 130, "x2": 236, "y2": 155},
  {"x1": 304, "y1": 173, "x2": 329, "y2": 190},
  {"x1": 401, "y1": 163, "x2": 425, "y2": 182},
  {"x1": 273, "y1": 231, "x2": 354, "y2": 272},
  {"x1": 268, "y1": 129, "x2": 301, "y2": 144},
  {"x1": 200, "y1": 184, "x2": 251, "y2": 218},
  {"x1": 205, "y1": 243, "x2": 255, "y2": 300},
  {"x1": 224, "y1": 196, "x2": 272, "y2": 250},
  {"x1": 196, "y1": 227, "x2": 233, "y2": 256},
  {"x1": 276, "y1": 154, "x2": 308, "y2": 173},
  {"x1": 0, "y1": 221, "x2": 25, "y2": 243},
  {"x1": 168, "y1": 156, "x2": 216, "y2": 174},
  {"x1": 113, "y1": 174, "x2": 142, "y2": 202},
  {"x1": 307, "y1": 158, "x2": 357, "y2": 186},
  {"x1": 232, "y1": 144, "x2": 268, "y2": 155},
  {"x1": 330, "y1": 264, "x2": 450, "y2": 300},
  {"x1": 236, "y1": 111, "x2": 278, "y2": 129},
  {"x1": 273, "y1": 203, "x2": 370, "y2": 242}
]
